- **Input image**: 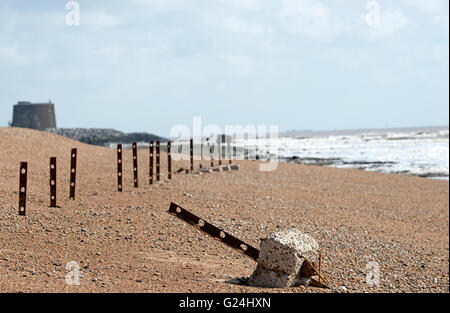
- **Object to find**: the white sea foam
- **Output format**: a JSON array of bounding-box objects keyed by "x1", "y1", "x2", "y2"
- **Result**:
[{"x1": 242, "y1": 127, "x2": 449, "y2": 179}]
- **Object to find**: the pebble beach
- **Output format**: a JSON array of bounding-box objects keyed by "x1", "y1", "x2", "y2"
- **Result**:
[{"x1": 0, "y1": 127, "x2": 448, "y2": 293}]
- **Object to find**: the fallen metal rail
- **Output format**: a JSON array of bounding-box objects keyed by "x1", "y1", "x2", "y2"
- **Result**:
[
  {"x1": 167, "y1": 202, "x2": 330, "y2": 289},
  {"x1": 168, "y1": 202, "x2": 259, "y2": 261}
]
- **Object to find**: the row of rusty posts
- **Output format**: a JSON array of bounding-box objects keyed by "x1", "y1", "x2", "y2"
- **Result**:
[
  {"x1": 206, "y1": 135, "x2": 232, "y2": 169},
  {"x1": 18, "y1": 135, "x2": 234, "y2": 215},
  {"x1": 116, "y1": 137, "x2": 233, "y2": 191},
  {"x1": 117, "y1": 141, "x2": 162, "y2": 191},
  {"x1": 18, "y1": 148, "x2": 77, "y2": 216}
]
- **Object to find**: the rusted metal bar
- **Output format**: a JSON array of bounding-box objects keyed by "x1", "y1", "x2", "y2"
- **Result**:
[
  {"x1": 19, "y1": 162, "x2": 27, "y2": 216},
  {"x1": 167, "y1": 141, "x2": 172, "y2": 180},
  {"x1": 132, "y1": 142, "x2": 138, "y2": 188},
  {"x1": 149, "y1": 141, "x2": 154, "y2": 184},
  {"x1": 207, "y1": 138, "x2": 213, "y2": 168},
  {"x1": 117, "y1": 144, "x2": 123, "y2": 192},
  {"x1": 69, "y1": 148, "x2": 77, "y2": 200},
  {"x1": 190, "y1": 138, "x2": 194, "y2": 172},
  {"x1": 49, "y1": 157, "x2": 57, "y2": 207},
  {"x1": 156, "y1": 141, "x2": 160, "y2": 181},
  {"x1": 168, "y1": 202, "x2": 260, "y2": 261},
  {"x1": 218, "y1": 135, "x2": 222, "y2": 166},
  {"x1": 301, "y1": 257, "x2": 329, "y2": 287},
  {"x1": 227, "y1": 139, "x2": 232, "y2": 165},
  {"x1": 210, "y1": 146, "x2": 214, "y2": 168}
]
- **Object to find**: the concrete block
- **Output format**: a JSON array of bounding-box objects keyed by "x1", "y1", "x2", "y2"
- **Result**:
[{"x1": 247, "y1": 228, "x2": 319, "y2": 288}]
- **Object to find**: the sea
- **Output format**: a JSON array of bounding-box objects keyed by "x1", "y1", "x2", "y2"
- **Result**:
[
  {"x1": 243, "y1": 126, "x2": 449, "y2": 180},
  {"x1": 119, "y1": 126, "x2": 449, "y2": 180}
]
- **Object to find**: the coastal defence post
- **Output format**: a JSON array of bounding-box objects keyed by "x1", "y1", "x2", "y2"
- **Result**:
[{"x1": 11, "y1": 101, "x2": 57, "y2": 131}]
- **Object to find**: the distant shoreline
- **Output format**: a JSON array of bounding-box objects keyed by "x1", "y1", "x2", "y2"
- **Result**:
[{"x1": 280, "y1": 125, "x2": 449, "y2": 138}]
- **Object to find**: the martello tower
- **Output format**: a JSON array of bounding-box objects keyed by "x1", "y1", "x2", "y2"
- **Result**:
[{"x1": 11, "y1": 101, "x2": 57, "y2": 131}]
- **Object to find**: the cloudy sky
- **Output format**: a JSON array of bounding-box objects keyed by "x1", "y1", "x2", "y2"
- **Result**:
[{"x1": 0, "y1": 0, "x2": 448, "y2": 135}]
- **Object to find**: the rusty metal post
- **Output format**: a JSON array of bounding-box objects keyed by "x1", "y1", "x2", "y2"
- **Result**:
[
  {"x1": 190, "y1": 138, "x2": 194, "y2": 172},
  {"x1": 207, "y1": 138, "x2": 213, "y2": 168},
  {"x1": 69, "y1": 148, "x2": 77, "y2": 200},
  {"x1": 49, "y1": 157, "x2": 57, "y2": 207},
  {"x1": 218, "y1": 135, "x2": 222, "y2": 166},
  {"x1": 156, "y1": 141, "x2": 160, "y2": 181},
  {"x1": 132, "y1": 142, "x2": 138, "y2": 188},
  {"x1": 19, "y1": 162, "x2": 27, "y2": 216},
  {"x1": 149, "y1": 141, "x2": 154, "y2": 184},
  {"x1": 167, "y1": 141, "x2": 172, "y2": 180},
  {"x1": 227, "y1": 139, "x2": 232, "y2": 164},
  {"x1": 210, "y1": 145, "x2": 214, "y2": 168},
  {"x1": 117, "y1": 144, "x2": 123, "y2": 192}
]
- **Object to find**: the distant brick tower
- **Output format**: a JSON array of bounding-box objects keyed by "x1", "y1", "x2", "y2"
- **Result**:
[{"x1": 11, "y1": 101, "x2": 57, "y2": 131}]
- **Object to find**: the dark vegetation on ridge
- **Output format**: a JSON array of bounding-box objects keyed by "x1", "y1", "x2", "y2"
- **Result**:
[{"x1": 56, "y1": 128, "x2": 167, "y2": 146}]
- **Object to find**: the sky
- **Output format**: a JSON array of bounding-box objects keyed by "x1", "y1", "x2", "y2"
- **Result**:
[{"x1": 0, "y1": 0, "x2": 448, "y2": 136}]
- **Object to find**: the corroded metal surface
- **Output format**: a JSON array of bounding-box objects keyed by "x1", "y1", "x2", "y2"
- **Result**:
[
  {"x1": 49, "y1": 157, "x2": 57, "y2": 207},
  {"x1": 190, "y1": 138, "x2": 194, "y2": 171},
  {"x1": 19, "y1": 162, "x2": 27, "y2": 216},
  {"x1": 69, "y1": 148, "x2": 77, "y2": 200},
  {"x1": 132, "y1": 142, "x2": 138, "y2": 188},
  {"x1": 168, "y1": 202, "x2": 260, "y2": 261},
  {"x1": 156, "y1": 141, "x2": 160, "y2": 181},
  {"x1": 207, "y1": 138, "x2": 214, "y2": 168},
  {"x1": 167, "y1": 141, "x2": 172, "y2": 180},
  {"x1": 149, "y1": 141, "x2": 154, "y2": 184},
  {"x1": 117, "y1": 144, "x2": 123, "y2": 192},
  {"x1": 227, "y1": 139, "x2": 232, "y2": 165},
  {"x1": 218, "y1": 135, "x2": 222, "y2": 166}
]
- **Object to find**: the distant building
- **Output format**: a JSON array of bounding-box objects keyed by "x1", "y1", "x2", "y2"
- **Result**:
[{"x1": 10, "y1": 101, "x2": 57, "y2": 131}]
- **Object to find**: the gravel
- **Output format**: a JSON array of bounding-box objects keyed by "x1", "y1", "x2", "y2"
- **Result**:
[{"x1": 0, "y1": 127, "x2": 448, "y2": 293}]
